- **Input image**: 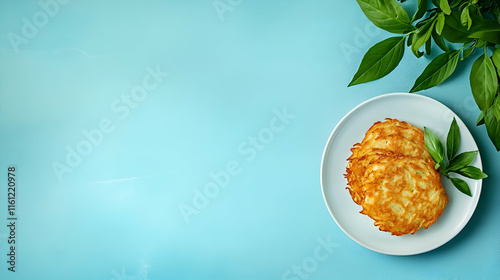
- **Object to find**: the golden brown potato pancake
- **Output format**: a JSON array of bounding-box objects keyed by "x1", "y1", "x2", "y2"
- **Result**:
[{"x1": 345, "y1": 118, "x2": 448, "y2": 236}]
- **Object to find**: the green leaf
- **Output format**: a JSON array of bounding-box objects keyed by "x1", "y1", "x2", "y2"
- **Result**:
[
  {"x1": 477, "y1": 111, "x2": 485, "y2": 126},
  {"x1": 469, "y1": 54, "x2": 497, "y2": 111},
  {"x1": 410, "y1": 50, "x2": 460, "y2": 92},
  {"x1": 450, "y1": 177, "x2": 472, "y2": 196},
  {"x1": 411, "y1": 20, "x2": 435, "y2": 58},
  {"x1": 349, "y1": 36, "x2": 406, "y2": 86},
  {"x1": 412, "y1": 0, "x2": 428, "y2": 23},
  {"x1": 461, "y1": 42, "x2": 475, "y2": 60},
  {"x1": 494, "y1": 96, "x2": 500, "y2": 121},
  {"x1": 453, "y1": 166, "x2": 488, "y2": 180},
  {"x1": 436, "y1": 12, "x2": 445, "y2": 35},
  {"x1": 485, "y1": 106, "x2": 500, "y2": 151},
  {"x1": 355, "y1": 0, "x2": 414, "y2": 34},
  {"x1": 441, "y1": 13, "x2": 472, "y2": 43},
  {"x1": 439, "y1": 0, "x2": 451, "y2": 15},
  {"x1": 492, "y1": 48, "x2": 500, "y2": 76},
  {"x1": 467, "y1": 14, "x2": 500, "y2": 45},
  {"x1": 424, "y1": 127, "x2": 445, "y2": 167},
  {"x1": 425, "y1": 37, "x2": 432, "y2": 55},
  {"x1": 432, "y1": 30, "x2": 448, "y2": 52},
  {"x1": 446, "y1": 117, "x2": 460, "y2": 160},
  {"x1": 447, "y1": 151, "x2": 478, "y2": 171},
  {"x1": 460, "y1": 5, "x2": 472, "y2": 30},
  {"x1": 450, "y1": 0, "x2": 462, "y2": 8}
]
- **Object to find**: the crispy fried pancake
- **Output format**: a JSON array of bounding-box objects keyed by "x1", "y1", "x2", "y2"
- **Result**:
[
  {"x1": 360, "y1": 156, "x2": 448, "y2": 236},
  {"x1": 344, "y1": 118, "x2": 448, "y2": 236}
]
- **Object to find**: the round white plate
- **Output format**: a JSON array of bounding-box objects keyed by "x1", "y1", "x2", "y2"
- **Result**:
[{"x1": 320, "y1": 93, "x2": 482, "y2": 255}]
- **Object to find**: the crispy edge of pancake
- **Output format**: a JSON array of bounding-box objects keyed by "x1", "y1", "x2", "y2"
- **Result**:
[{"x1": 359, "y1": 156, "x2": 448, "y2": 236}]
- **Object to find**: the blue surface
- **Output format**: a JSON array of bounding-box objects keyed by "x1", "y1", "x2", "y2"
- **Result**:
[{"x1": 0, "y1": 1, "x2": 499, "y2": 279}]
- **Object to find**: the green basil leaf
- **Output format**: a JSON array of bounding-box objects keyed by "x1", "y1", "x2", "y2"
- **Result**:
[
  {"x1": 460, "y1": 5, "x2": 472, "y2": 30},
  {"x1": 425, "y1": 37, "x2": 432, "y2": 55},
  {"x1": 467, "y1": 14, "x2": 500, "y2": 45},
  {"x1": 424, "y1": 127, "x2": 445, "y2": 167},
  {"x1": 485, "y1": 106, "x2": 500, "y2": 151},
  {"x1": 410, "y1": 50, "x2": 460, "y2": 92},
  {"x1": 412, "y1": 20, "x2": 435, "y2": 58},
  {"x1": 453, "y1": 166, "x2": 488, "y2": 180},
  {"x1": 492, "y1": 48, "x2": 500, "y2": 76},
  {"x1": 432, "y1": 30, "x2": 448, "y2": 52},
  {"x1": 461, "y1": 42, "x2": 475, "y2": 60},
  {"x1": 448, "y1": 151, "x2": 478, "y2": 171},
  {"x1": 439, "y1": 0, "x2": 451, "y2": 15},
  {"x1": 494, "y1": 96, "x2": 500, "y2": 121},
  {"x1": 477, "y1": 111, "x2": 485, "y2": 126},
  {"x1": 469, "y1": 54, "x2": 497, "y2": 111},
  {"x1": 446, "y1": 117, "x2": 460, "y2": 160},
  {"x1": 450, "y1": 0, "x2": 462, "y2": 8},
  {"x1": 412, "y1": 0, "x2": 428, "y2": 23},
  {"x1": 349, "y1": 36, "x2": 406, "y2": 86},
  {"x1": 435, "y1": 12, "x2": 445, "y2": 35},
  {"x1": 441, "y1": 13, "x2": 471, "y2": 43},
  {"x1": 450, "y1": 177, "x2": 472, "y2": 196},
  {"x1": 475, "y1": 39, "x2": 488, "y2": 48},
  {"x1": 356, "y1": 0, "x2": 414, "y2": 34}
]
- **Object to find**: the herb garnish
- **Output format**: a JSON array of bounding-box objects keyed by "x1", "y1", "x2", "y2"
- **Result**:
[
  {"x1": 424, "y1": 117, "x2": 487, "y2": 196},
  {"x1": 350, "y1": 0, "x2": 500, "y2": 151}
]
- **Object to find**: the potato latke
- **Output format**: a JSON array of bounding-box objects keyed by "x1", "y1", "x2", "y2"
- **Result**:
[{"x1": 345, "y1": 118, "x2": 448, "y2": 236}]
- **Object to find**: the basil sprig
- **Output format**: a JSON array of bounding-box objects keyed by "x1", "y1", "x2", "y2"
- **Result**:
[
  {"x1": 424, "y1": 117, "x2": 487, "y2": 196},
  {"x1": 350, "y1": 0, "x2": 500, "y2": 151}
]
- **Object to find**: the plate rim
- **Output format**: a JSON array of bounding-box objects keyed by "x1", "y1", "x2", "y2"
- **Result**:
[{"x1": 320, "y1": 92, "x2": 483, "y2": 255}]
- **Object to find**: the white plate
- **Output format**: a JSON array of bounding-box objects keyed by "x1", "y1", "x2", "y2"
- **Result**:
[{"x1": 320, "y1": 93, "x2": 483, "y2": 255}]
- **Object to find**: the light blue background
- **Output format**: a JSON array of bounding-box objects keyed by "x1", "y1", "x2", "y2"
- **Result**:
[{"x1": 0, "y1": 0, "x2": 499, "y2": 279}]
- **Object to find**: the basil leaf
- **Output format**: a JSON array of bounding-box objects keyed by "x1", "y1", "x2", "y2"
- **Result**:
[
  {"x1": 461, "y1": 42, "x2": 475, "y2": 60},
  {"x1": 441, "y1": 13, "x2": 471, "y2": 43},
  {"x1": 435, "y1": 12, "x2": 445, "y2": 35},
  {"x1": 467, "y1": 14, "x2": 500, "y2": 45},
  {"x1": 439, "y1": 0, "x2": 451, "y2": 15},
  {"x1": 477, "y1": 111, "x2": 485, "y2": 126},
  {"x1": 470, "y1": 54, "x2": 497, "y2": 111},
  {"x1": 349, "y1": 36, "x2": 406, "y2": 86},
  {"x1": 412, "y1": 0, "x2": 428, "y2": 23},
  {"x1": 492, "y1": 48, "x2": 500, "y2": 76},
  {"x1": 410, "y1": 50, "x2": 460, "y2": 92},
  {"x1": 355, "y1": 0, "x2": 414, "y2": 34},
  {"x1": 446, "y1": 117, "x2": 460, "y2": 160},
  {"x1": 411, "y1": 20, "x2": 435, "y2": 58},
  {"x1": 425, "y1": 37, "x2": 432, "y2": 55},
  {"x1": 432, "y1": 30, "x2": 448, "y2": 52},
  {"x1": 485, "y1": 106, "x2": 500, "y2": 151},
  {"x1": 424, "y1": 127, "x2": 445, "y2": 168},
  {"x1": 460, "y1": 5, "x2": 472, "y2": 30},
  {"x1": 447, "y1": 151, "x2": 478, "y2": 171},
  {"x1": 494, "y1": 96, "x2": 500, "y2": 121},
  {"x1": 453, "y1": 166, "x2": 488, "y2": 180},
  {"x1": 450, "y1": 0, "x2": 462, "y2": 8},
  {"x1": 450, "y1": 177, "x2": 472, "y2": 196}
]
